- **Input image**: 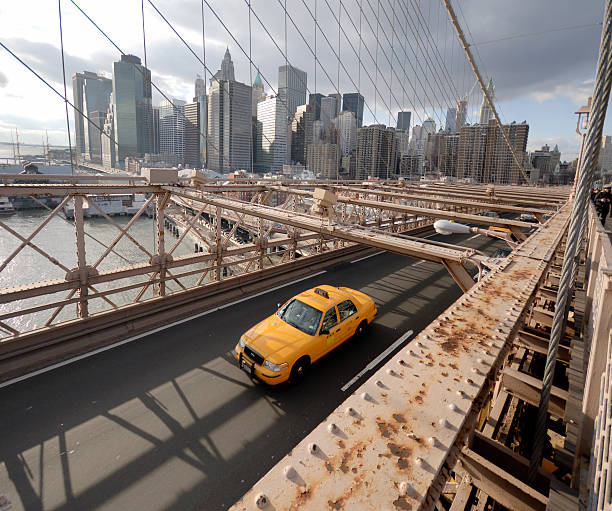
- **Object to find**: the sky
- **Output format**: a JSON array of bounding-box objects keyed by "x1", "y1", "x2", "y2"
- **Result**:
[{"x1": 0, "y1": 0, "x2": 608, "y2": 161}]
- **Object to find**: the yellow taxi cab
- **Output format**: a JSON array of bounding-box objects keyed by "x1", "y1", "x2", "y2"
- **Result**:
[
  {"x1": 488, "y1": 225, "x2": 519, "y2": 242},
  {"x1": 235, "y1": 285, "x2": 377, "y2": 385}
]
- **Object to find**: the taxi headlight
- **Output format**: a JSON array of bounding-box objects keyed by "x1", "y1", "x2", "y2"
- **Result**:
[
  {"x1": 238, "y1": 336, "x2": 246, "y2": 349},
  {"x1": 263, "y1": 360, "x2": 289, "y2": 372}
]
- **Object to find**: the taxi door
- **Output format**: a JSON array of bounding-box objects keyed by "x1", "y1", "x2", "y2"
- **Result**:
[
  {"x1": 317, "y1": 306, "x2": 342, "y2": 358},
  {"x1": 336, "y1": 299, "x2": 360, "y2": 344}
]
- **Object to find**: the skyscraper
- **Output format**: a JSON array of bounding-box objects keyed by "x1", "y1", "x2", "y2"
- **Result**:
[
  {"x1": 457, "y1": 119, "x2": 528, "y2": 184},
  {"x1": 111, "y1": 54, "x2": 153, "y2": 164},
  {"x1": 454, "y1": 98, "x2": 467, "y2": 133},
  {"x1": 327, "y1": 93, "x2": 342, "y2": 118},
  {"x1": 278, "y1": 65, "x2": 307, "y2": 119},
  {"x1": 357, "y1": 125, "x2": 397, "y2": 180},
  {"x1": 445, "y1": 108, "x2": 456, "y2": 132},
  {"x1": 479, "y1": 78, "x2": 495, "y2": 124},
  {"x1": 252, "y1": 71, "x2": 266, "y2": 116},
  {"x1": 343, "y1": 93, "x2": 365, "y2": 127},
  {"x1": 257, "y1": 95, "x2": 288, "y2": 172},
  {"x1": 212, "y1": 48, "x2": 235, "y2": 82},
  {"x1": 207, "y1": 49, "x2": 252, "y2": 172},
  {"x1": 309, "y1": 93, "x2": 324, "y2": 121},
  {"x1": 195, "y1": 76, "x2": 208, "y2": 167},
  {"x1": 422, "y1": 117, "x2": 436, "y2": 137},
  {"x1": 152, "y1": 107, "x2": 160, "y2": 155},
  {"x1": 307, "y1": 143, "x2": 340, "y2": 179},
  {"x1": 184, "y1": 101, "x2": 201, "y2": 168},
  {"x1": 101, "y1": 106, "x2": 116, "y2": 170},
  {"x1": 159, "y1": 98, "x2": 185, "y2": 161},
  {"x1": 72, "y1": 71, "x2": 112, "y2": 163},
  {"x1": 291, "y1": 104, "x2": 315, "y2": 165},
  {"x1": 396, "y1": 111, "x2": 411, "y2": 132},
  {"x1": 333, "y1": 111, "x2": 358, "y2": 157},
  {"x1": 320, "y1": 96, "x2": 339, "y2": 127},
  {"x1": 195, "y1": 74, "x2": 206, "y2": 98}
]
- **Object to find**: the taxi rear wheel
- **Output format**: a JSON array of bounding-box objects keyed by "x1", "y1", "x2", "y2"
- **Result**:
[
  {"x1": 355, "y1": 320, "x2": 368, "y2": 338},
  {"x1": 289, "y1": 357, "x2": 310, "y2": 384}
]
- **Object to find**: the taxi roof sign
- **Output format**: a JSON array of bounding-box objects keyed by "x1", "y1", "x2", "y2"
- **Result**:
[{"x1": 314, "y1": 288, "x2": 329, "y2": 299}]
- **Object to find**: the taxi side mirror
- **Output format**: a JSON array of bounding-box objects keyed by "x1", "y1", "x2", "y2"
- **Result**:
[{"x1": 320, "y1": 328, "x2": 329, "y2": 335}]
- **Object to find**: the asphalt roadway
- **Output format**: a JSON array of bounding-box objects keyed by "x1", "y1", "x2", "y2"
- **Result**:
[{"x1": 0, "y1": 232, "x2": 505, "y2": 511}]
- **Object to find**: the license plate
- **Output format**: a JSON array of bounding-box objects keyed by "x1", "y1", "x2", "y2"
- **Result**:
[{"x1": 240, "y1": 357, "x2": 254, "y2": 374}]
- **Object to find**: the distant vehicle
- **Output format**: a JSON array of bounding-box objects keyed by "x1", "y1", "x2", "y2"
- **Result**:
[
  {"x1": 488, "y1": 225, "x2": 520, "y2": 242},
  {"x1": 519, "y1": 213, "x2": 538, "y2": 223},
  {"x1": 480, "y1": 211, "x2": 499, "y2": 218},
  {"x1": 235, "y1": 285, "x2": 377, "y2": 385}
]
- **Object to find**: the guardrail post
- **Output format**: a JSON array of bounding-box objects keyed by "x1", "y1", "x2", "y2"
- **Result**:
[
  {"x1": 156, "y1": 193, "x2": 166, "y2": 296},
  {"x1": 215, "y1": 206, "x2": 222, "y2": 281},
  {"x1": 74, "y1": 195, "x2": 88, "y2": 318}
]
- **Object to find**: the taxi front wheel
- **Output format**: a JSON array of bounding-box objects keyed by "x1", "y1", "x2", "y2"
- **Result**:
[{"x1": 289, "y1": 357, "x2": 310, "y2": 385}]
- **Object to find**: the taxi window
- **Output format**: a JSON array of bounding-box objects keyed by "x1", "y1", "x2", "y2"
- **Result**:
[
  {"x1": 320, "y1": 307, "x2": 338, "y2": 333},
  {"x1": 337, "y1": 299, "x2": 358, "y2": 321}
]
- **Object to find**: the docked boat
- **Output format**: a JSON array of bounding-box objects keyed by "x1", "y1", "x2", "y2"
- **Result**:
[
  {"x1": 0, "y1": 196, "x2": 16, "y2": 215},
  {"x1": 63, "y1": 194, "x2": 150, "y2": 219}
]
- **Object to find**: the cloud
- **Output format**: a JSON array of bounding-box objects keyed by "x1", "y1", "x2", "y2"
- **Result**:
[{"x1": 0, "y1": 71, "x2": 7, "y2": 87}]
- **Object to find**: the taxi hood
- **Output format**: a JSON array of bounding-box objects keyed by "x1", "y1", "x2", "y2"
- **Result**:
[{"x1": 244, "y1": 315, "x2": 311, "y2": 361}]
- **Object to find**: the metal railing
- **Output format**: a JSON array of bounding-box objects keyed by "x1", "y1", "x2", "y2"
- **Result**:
[{"x1": 584, "y1": 205, "x2": 612, "y2": 510}]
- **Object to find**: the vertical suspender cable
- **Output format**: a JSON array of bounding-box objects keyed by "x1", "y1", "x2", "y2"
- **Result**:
[
  {"x1": 58, "y1": 0, "x2": 75, "y2": 176},
  {"x1": 357, "y1": 0, "x2": 362, "y2": 180},
  {"x1": 201, "y1": 0, "x2": 207, "y2": 168},
  {"x1": 529, "y1": 0, "x2": 612, "y2": 483},
  {"x1": 248, "y1": 0, "x2": 253, "y2": 173},
  {"x1": 141, "y1": 0, "x2": 148, "y2": 68}
]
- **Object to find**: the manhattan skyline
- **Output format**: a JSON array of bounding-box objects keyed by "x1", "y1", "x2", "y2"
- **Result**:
[{"x1": 0, "y1": 0, "x2": 608, "y2": 161}]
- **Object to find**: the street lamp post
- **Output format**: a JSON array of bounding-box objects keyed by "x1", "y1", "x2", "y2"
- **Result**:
[{"x1": 433, "y1": 219, "x2": 517, "y2": 248}]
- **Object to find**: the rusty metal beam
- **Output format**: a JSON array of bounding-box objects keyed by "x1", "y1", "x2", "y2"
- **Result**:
[
  {"x1": 0, "y1": 184, "x2": 158, "y2": 196},
  {"x1": 167, "y1": 188, "x2": 486, "y2": 265},
  {"x1": 501, "y1": 366, "x2": 567, "y2": 418}
]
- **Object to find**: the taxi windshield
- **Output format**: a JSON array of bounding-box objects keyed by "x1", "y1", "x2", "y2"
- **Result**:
[{"x1": 277, "y1": 299, "x2": 322, "y2": 336}]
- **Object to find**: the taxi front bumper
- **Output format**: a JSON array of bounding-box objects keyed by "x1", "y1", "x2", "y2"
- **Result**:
[{"x1": 234, "y1": 347, "x2": 289, "y2": 385}]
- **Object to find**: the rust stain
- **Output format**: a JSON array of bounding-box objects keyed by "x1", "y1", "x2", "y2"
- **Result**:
[
  {"x1": 340, "y1": 451, "x2": 352, "y2": 474},
  {"x1": 290, "y1": 484, "x2": 317, "y2": 511},
  {"x1": 441, "y1": 371, "x2": 449, "y2": 377},
  {"x1": 392, "y1": 413, "x2": 406, "y2": 423},
  {"x1": 440, "y1": 339, "x2": 460, "y2": 354},
  {"x1": 376, "y1": 419, "x2": 398, "y2": 438},
  {"x1": 337, "y1": 440, "x2": 346, "y2": 449},
  {"x1": 328, "y1": 497, "x2": 345, "y2": 510},
  {"x1": 325, "y1": 461, "x2": 333, "y2": 473},
  {"x1": 387, "y1": 442, "x2": 413, "y2": 471},
  {"x1": 449, "y1": 363, "x2": 458, "y2": 370},
  {"x1": 414, "y1": 395, "x2": 423, "y2": 404}
]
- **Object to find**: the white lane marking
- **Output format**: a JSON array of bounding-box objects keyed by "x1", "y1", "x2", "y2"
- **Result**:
[
  {"x1": 350, "y1": 251, "x2": 385, "y2": 264},
  {"x1": 0, "y1": 270, "x2": 327, "y2": 390},
  {"x1": 413, "y1": 261, "x2": 426, "y2": 267},
  {"x1": 341, "y1": 329, "x2": 414, "y2": 392},
  {"x1": 423, "y1": 233, "x2": 438, "y2": 239},
  {"x1": 467, "y1": 234, "x2": 479, "y2": 241}
]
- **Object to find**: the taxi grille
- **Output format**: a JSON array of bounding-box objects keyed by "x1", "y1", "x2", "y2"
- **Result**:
[{"x1": 244, "y1": 346, "x2": 264, "y2": 366}]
